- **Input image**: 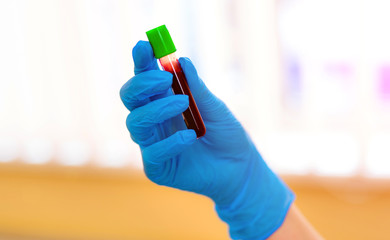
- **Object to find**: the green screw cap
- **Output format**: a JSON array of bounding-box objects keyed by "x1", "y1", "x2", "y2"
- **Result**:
[{"x1": 146, "y1": 25, "x2": 176, "y2": 59}]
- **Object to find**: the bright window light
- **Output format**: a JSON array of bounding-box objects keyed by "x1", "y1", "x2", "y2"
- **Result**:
[
  {"x1": 57, "y1": 140, "x2": 91, "y2": 167},
  {"x1": 0, "y1": 138, "x2": 19, "y2": 163},
  {"x1": 1, "y1": 0, "x2": 390, "y2": 178},
  {"x1": 23, "y1": 138, "x2": 53, "y2": 165},
  {"x1": 366, "y1": 134, "x2": 390, "y2": 177}
]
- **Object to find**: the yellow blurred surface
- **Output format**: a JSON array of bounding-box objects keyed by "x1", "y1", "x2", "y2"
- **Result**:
[{"x1": 0, "y1": 165, "x2": 390, "y2": 240}]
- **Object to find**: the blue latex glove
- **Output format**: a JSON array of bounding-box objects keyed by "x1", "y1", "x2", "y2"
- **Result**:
[{"x1": 120, "y1": 40, "x2": 295, "y2": 240}]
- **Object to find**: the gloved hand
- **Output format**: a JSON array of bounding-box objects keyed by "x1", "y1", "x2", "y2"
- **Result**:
[{"x1": 120, "y1": 40, "x2": 295, "y2": 240}]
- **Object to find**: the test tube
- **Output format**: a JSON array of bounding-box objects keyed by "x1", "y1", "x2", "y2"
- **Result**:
[{"x1": 146, "y1": 25, "x2": 206, "y2": 138}]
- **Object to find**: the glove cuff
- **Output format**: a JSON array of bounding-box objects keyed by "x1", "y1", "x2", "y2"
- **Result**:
[{"x1": 215, "y1": 161, "x2": 295, "y2": 240}]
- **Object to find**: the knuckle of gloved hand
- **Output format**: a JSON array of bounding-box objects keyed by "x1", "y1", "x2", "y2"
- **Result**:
[
  {"x1": 155, "y1": 100, "x2": 183, "y2": 121},
  {"x1": 142, "y1": 156, "x2": 166, "y2": 185},
  {"x1": 120, "y1": 84, "x2": 134, "y2": 104},
  {"x1": 129, "y1": 82, "x2": 146, "y2": 100},
  {"x1": 119, "y1": 83, "x2": 127, "y2": 100},
  {"x1": 126, "y1": 112, "x2": 135, "y2": 132},
  {"x1": 126, "y1": 111, "x2": 144, "y2": 134},
  {"x1": 129, "y1": 133, "x2": 138, "y2": 144},
  {"x1": 144, "y1": 168, "x2": 164, "y2": 185},
  {"x1": 126, "y1": 111, "x2": 156, "y2": 144},
  {"x1": 129, "y1": 73, "x2": 154, "y2": 94},
  {"x1": 147, "y1": 100, "x2": 171, "y2": 121},
  {"x1": 154, "y1": 103, "x2": 172, "y2": 121},
  {"x1": 120, "y1": 81, "x2": 145, "y2": 110}
]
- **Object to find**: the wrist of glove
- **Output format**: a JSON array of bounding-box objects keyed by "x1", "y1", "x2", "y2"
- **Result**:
[
  {"x1": 215, "y1": 145, "x2": 295, "y2": 239},
  {"x1": 120, "y1": 40, "x2": 295, "y2": 240}
]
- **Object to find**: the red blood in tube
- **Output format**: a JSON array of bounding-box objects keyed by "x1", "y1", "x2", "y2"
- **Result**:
[{"x1": 160, "y1": 55, "x2": 206, "y2": 138}]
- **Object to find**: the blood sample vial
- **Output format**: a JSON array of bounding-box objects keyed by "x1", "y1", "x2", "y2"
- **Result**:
[{"x1": 146, "y1": 25, "x2": 206, "y2": 138}]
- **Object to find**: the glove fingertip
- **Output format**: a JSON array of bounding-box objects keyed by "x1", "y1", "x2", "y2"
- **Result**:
[
  {"x1": 132, "y1": 41, "x2": 158, "y2": 74},
  {"x1": 179, "y1": 57, "x2": 197, "y2": 76},
  {"x1": 178, "y1": 57, "x2": 205, "y2": 94},
  {"x1": 119, "y1": 80, "x2": 128, "y2": 103},
  {"x1": 180, "y1": 129, "x2": 197, "y2": 144},
  {"x1": 174, "y1": 94, "x2": 189, "y2": 107}
]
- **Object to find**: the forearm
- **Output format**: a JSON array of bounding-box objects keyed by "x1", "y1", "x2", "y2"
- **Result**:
[{"x1": 268, "y1": 204, "x2": 323, "y2": 240}]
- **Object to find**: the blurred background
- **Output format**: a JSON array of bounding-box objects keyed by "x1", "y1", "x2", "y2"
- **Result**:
[{"x1": 1, "y1": 0, "x2": 390, "y2": 239}]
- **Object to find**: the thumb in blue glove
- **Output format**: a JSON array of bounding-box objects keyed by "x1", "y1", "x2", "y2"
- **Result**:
[{"x1": 120, "y1": 40, "x2": 295, "y2": 240}]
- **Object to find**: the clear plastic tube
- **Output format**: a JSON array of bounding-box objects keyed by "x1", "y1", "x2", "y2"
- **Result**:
[{"x1": 159, "y1": 53, "x2": 206, "y2": 138}]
